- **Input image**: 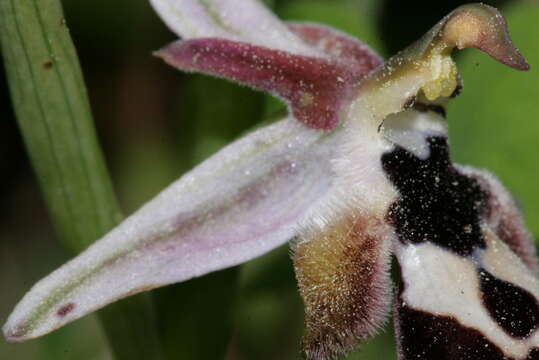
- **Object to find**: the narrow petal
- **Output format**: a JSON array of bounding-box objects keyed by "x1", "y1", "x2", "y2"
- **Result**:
[
  {"x1": 3, "y1": 118, "x2": 340, "y2": 342},
  {"x1": 156, "y1": 38, "x2": 362, "y2": 130},
  {"x1": 149, "y1": 0, "x2": 318, "y2": 56},
  {"x1": 293, "y1": 211, "x2": 393, "y2": 360}
]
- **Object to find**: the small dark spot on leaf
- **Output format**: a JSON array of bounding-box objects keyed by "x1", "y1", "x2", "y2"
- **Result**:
[
  {"x1": 57, "y1": 303, "x2": 75, "y2": 317},
  {"x1": 60, "y1": 18, "x2": 66, "y2": 27},
  {"x1": 43, "y1": 60, "x2": 53, "y2": 70}
]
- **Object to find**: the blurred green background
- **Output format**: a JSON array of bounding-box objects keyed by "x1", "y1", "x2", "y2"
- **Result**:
[{"x1": 0, "y1": 0, "x2": 537, "y2": 359}]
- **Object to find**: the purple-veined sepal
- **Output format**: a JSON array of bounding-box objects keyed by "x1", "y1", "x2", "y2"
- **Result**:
[{"x1": 2, "y1": 117, "x2": 340, "y2": 342}]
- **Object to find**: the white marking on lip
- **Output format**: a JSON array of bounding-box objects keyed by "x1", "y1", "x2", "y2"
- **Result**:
[
  {"x1": 396, "y1": 236, "x2": 539, "y2": 359},
  {"x1": 381, "y1": 109, "x2": 447, "y2": 159}
]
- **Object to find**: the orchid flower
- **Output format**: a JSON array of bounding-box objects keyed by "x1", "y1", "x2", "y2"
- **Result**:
[{"x1": 3, "y1": 1, "x2": 539, "y2": 359}]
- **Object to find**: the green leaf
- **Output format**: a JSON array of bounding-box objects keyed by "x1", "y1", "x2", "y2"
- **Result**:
[
  {"x1": 449, "y1": 1, "x2": 539, "y2": 237},
  {"x1": 0, "y1": 0, "x2": 163, "y2": 358},
  {"x1": 0, "y1": 0, "x2": 120, "y2": 251}
]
